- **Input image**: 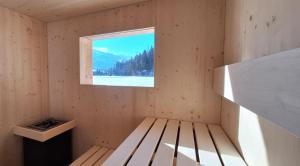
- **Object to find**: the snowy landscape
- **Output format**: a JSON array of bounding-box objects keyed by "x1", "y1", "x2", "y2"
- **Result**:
[
  {"x1": 93, "y1": 76, "x2": 154, "y2": 87},
  {"x1": 92, "y1": 32, "x2": 155, "y2": 87}
]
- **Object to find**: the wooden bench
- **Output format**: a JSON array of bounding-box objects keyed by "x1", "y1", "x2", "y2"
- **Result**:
[
  {"x1": 70, "y1": 146, "x2": 114, "y2": 166},
  {"x1": 102, "y1": 117, "x2": 247, "y2": 166}
]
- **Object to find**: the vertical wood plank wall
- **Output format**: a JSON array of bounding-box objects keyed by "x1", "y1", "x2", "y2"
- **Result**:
[
  {"x1": 47, "y1": 0, "x2": 225, "y2": 158},
  {"x1": 222, "y1": 0, "x2": 300, "y2": 165},
  {"x1": 0, "y1": 6, "x2": 48, "y2": 166}
]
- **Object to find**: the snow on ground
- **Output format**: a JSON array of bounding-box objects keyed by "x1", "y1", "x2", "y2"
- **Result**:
[{"x1": 93, "y1": 76, "x2": 154, "y2": 87}]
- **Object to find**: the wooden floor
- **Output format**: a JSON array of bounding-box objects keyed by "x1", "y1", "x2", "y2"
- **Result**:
[{"x1": 103, "y1": 117, "x2": 247, "y2": 166}]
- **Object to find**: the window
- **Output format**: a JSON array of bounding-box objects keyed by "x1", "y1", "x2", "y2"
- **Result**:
[{"x1": 80, "y1": 27, "x2": 155, "y2": 87}]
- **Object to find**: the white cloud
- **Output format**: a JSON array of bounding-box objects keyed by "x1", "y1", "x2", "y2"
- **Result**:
[{"x1": 93, "y1": 47, "x2": 109, "y2": 53}]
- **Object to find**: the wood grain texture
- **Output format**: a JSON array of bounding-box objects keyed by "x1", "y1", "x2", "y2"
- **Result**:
[
  {"x1": 0, "y1": 6, "x2": 48, "y2": 166},
  {"x1": 127, "y1": 119, "x2": 167, "y2": 166},
  {"x1": 94, "y1": 149, "x2": 114, "y2": 166},
  {"x1": 47, "y1": 0, "x2": 225, "y2": 158},
  {"x1": 221, "y1": 0, "x2": 300, "y2": 165},
  {"x1": 102, "y1": 117, "x2": 155, "y2": 166},
  {"x1": 194, "y1": 123, "x2": 221, "y2": 166},
  {"x1": 0, "y1": 0, "x2": 149, "y2": 22},
  {"x1": 214, "y1": 48, "x2": 300, "y2": 137},
  {"x1": 82, "y1": 147, "x2": 108, "y2": 166},
  {"x1": 101, "y1": 118, "x2": 241, "y2": 166},
  {"x1": 208, "y1": 125, "x2": 246, "y2": 166},
  {"x1": 79, "y1": 38, "x2": 93, "y2": 85},
  {"x1": 152, "y1": 120, "x2": 179, "y2": 166},
  {"x1": 70, "y1": 146, "x2": 100, "y2": 166},
  {"x1": 176, "y1": 121, "x2": 197, "y2": 166}
]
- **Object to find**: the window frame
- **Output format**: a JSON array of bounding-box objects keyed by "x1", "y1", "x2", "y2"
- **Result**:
[{"x1": 79, "y1": 27, "x2": 155, "y2": 87}]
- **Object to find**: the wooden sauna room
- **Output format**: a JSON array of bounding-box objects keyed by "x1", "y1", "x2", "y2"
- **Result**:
[{"x1": 1, "y1": 0, "x2": 300, "y2": 165}]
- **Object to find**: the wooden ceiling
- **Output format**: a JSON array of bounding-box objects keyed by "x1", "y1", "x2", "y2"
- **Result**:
[{"x1": 0, "y1": 0, "x2": 148, "y2": 22}]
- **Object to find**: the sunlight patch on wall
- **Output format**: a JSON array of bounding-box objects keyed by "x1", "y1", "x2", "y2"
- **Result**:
[
  {"x1": 224, "y1": 66, "x2": 234, "y2": 101},
  {"x1": 238, "y1": 106, "x2": 269, "y2": 166}
]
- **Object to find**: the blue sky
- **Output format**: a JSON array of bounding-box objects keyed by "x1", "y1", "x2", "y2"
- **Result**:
[{"x1": 92, "y1": 33, "x2": 155, "y2": 58}]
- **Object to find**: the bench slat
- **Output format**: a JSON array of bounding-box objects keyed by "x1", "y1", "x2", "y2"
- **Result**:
[
  {"x1": 102, "y1": 117, "x2": 156, "y2": 166},
  {"x1": 93, "y1": 149, "x2": 114, "y2": 166},
  {"x1": 82, "y1": 147, "x2": 108, "y2": 166},
  {"x1": 127, "y1": 119, "x2": 167, "y2": 166},
  {"x1": 177, "y1": 121, "x2": 197, "y2": 166},
  {"x1": 152, "y1": 120, "x2": 179, "y2": 166},
  {"x1": 208, "y1": 125, "x2": 247, "y2": 166},
  {"x1": 194, "y1": 123, "x2": 222, "y2": 166},
  {"x1": 70, "y1": 146, "x2": 100, "y2": 166}
]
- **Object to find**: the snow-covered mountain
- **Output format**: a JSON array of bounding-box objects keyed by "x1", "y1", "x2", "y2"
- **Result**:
[{"x1": 92, "y1": 50, "x2": 128, "y2": 70}]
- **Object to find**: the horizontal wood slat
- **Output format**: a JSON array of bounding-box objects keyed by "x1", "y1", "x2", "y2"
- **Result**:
[
  {"x1": 94, "y1": 150, "x2": 114, "y2": 166},
  {"x1": 194, "y1": 123, "x2": 222, "y2": 166},
  {"x1": 70, "y1": 146, "x2": 100, "y2": 166},
  {"x1": 127, "y1": 119, "x2": 167, "y2": 166},
  {"x1": 208, "y1": 125, "x2": 247, "y2": 166},
  {"x1": 74, "y1": 118, "x2": 245, "y2": 166},
  {"x1": 102, "y1": 117, "x2": 156, "y2": 166},
  {"x1": 82, "y1": 148, "x2": 108, "y2": 166},
  {"x1": 70, "y1": 146, "x2": 114, "y2": 166},
  {"x1": 177, "y1": 121, "x2": 197, "y2": 166},
  {"x1": 152, "y1": 120, "x2": 179, "y2": 166}
]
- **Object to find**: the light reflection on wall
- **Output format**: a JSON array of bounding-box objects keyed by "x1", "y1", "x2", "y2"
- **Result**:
[
  {"x1": 222, "y1": 67, "x2": 269, "y2": 165},
  {"x1": 224, "y1": 66, "x2": 234, "y2": 101},
  {"x1": 237, "y1": 106, "x2": 269, "y2": 166}
]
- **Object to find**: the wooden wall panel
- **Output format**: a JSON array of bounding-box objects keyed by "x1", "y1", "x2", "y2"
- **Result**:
[
  {"x1": 47, "y1": 0, "x2": 225, "y2": 158},
  {"x1": 222, "y1": 0, "x2": 300, "y2": 165},
  {"x1": 135, "y1": 0, "x2": 225, "y2": 122},
  {"x1": 0, "y1": 6, "x2": 48, "y2": 166}
]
